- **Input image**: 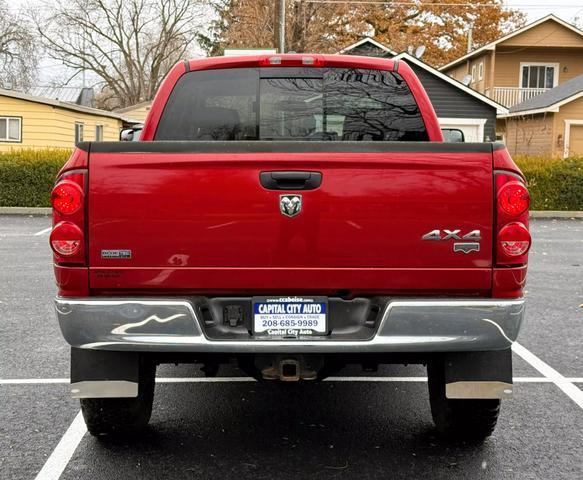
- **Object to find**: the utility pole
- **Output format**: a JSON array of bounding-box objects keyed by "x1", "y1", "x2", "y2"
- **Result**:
[
  {"x1": 278, "y1": 0, "x2": 286, "y2": 53},
  {"x1": 467, "y1": 27, "x2": 473, "y2": 54}
]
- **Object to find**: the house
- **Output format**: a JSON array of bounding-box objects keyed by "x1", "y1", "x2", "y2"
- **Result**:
[
  {"x1": 441, "y1": 14, "x2": 583, "y2": 154},
  {"x1": 115, "y1": 100, "x2": 152, "y2": 123},
  {"x1": 440, "y1": 15, "x2": 583, "y2": 111},
  {"x1": 0, "y1": 88, "x2": 136, "y2": 152},
  {"x1": 500, "y1": 74, "x2": 583, "y2": 157},
  {"x1": 389, "y1": 52, "x2": 506, "y2": 141},
  {"x1": 28, "y1": 86, "x2": 95, "y2": 108}
]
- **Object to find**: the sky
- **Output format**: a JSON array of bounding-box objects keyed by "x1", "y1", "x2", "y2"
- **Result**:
[
  {"x1": 7, "y1": 0, "x2": 583, "y2": 88},
  {"x1": 505, "y1": 0, "x2": 583, "y2": 22}
]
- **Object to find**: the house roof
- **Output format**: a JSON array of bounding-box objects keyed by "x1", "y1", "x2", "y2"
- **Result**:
[
  {"x1": 392, "y1": 52, "x2": 508, "y2": 114},
  {"x1": 27, "y1": 86, "x2": 95, "y2": 107},
  {"x1": 0, "y1": 88, "x2": 137, "y2": 122},
  {"x1": 337, "y1": 37, "x2": 397, "y2": 56},
  {"x1": 440, "y1": 14, "x2": 583, "y2": 71},
  {"x1": 28, "y1": 86, "x2": 84, "y2": 104},
  {"x1": 502, "y1": 74, "x2": 583, "y2": 117},
  {"x1": 115, "y1": 100, "x2": 152, "y2": 113}
]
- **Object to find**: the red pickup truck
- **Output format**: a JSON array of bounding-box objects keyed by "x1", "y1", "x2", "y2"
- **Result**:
[{"x1": 51, "y1": 54, "x2": 530, "y2": 440}]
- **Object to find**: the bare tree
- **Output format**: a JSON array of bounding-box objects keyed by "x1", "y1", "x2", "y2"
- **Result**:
[
  {"x1": 204, "y1": 0, "x2": 525, "y2": 67},
  {"x1": 0, "y1": 1, "x2": 38, "y2": 90},
  {"x1": 34, "y1": 0, "x2": 206, "y2": 109}
]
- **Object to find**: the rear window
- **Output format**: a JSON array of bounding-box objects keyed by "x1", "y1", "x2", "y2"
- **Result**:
[{"x1": 155, "y1": 67, "x2": 429, "y2": 141}]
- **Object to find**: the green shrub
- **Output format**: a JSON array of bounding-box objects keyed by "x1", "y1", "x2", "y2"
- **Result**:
[
  {"x1": 0, "y1": 149, "x2": 582, "y2": 210},
  {"x1": 0, "y1": 149, "x2": 71, "y2": 207},
  {"x1": 514, "y1": 156, "x2": 583, "y2": 211}
]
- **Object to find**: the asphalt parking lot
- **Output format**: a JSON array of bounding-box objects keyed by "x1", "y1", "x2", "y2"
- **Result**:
[{"x1": 1, "y1": 215, "x2": 582, "y2": 480}]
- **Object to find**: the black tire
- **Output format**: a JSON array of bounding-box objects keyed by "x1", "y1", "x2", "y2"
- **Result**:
[
  {"x1": 80, "y1": 361, "x2": 155, "y2": 437},
  {"x1": 427, "y1": 359, "x2": 500, "y2": 441}
]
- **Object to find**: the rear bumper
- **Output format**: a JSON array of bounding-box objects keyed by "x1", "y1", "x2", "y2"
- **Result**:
[{"x1": 55, "y1": 297, "x2": 525, "y2": 353}]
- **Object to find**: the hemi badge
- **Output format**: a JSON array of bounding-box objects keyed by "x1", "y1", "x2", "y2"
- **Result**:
[{"x1": 101, "y1": 249, "x2": 132, "y2": 259}]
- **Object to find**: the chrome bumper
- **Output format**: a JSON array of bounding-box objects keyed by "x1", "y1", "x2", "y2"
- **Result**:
[{"x1": 55, "y1": 297, "x2": 524, "y2": 353}]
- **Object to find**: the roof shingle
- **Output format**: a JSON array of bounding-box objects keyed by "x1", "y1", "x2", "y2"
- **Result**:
[{"x1": 510, "y1": 74, "x2": 583, "y2": 113}]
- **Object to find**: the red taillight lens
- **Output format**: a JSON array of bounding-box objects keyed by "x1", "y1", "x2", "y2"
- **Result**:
[
  {"x1": 495, "y1": 171, "x2": 530, "y2": 267},
  {"x1": 498, "y1": 222, "x2": 531, "y2": 259},
  {"x1": 51, "y1": 181, "x2": 83, "y2": 215},
  {"x1": 50, "y1": 222, "x2": 84, "y2": 256},
  {"x1": 498, "y1": 182, "x2": 530, "y2": 217}
]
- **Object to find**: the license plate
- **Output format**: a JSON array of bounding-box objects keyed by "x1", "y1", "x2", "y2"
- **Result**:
[{"x1": 252, "y1": 296, "x2": 328, "y2": 336}]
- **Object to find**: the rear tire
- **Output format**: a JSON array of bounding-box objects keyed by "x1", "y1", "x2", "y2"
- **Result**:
[
  {"x1": 427, "y1": 359, "x2": 500, "y2": 441},
  {"x1": 80, "y1": 361, "x2": 155, "y2": 437}
]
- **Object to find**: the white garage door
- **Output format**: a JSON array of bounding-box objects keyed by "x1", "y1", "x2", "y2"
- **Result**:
[{"x1": 438, "y1": 118, "x2": 487, "y2": 142}]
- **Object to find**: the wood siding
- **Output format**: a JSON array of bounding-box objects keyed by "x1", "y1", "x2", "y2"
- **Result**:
[
  {"x1": 0, "y1": 95, "x2": 122, "y2": 152},
  {"x1": 500, "y1": 21, "x2": 583, "y2": 48},
  {"x1": 117, "y1": 102, "x2": 152, "y2": 123},
  {"x1": 503, "y1": 113, "x2": 555, "y2": 156},
  {"x1": 442, "y1": 51, "x2": 492, "y2": 94},
  {"x1": 494, "y1": 47, "x2": 583, "y2": 88},
  {"x1": 410, "y1": 64, "x2": 497, "y2": 141}
]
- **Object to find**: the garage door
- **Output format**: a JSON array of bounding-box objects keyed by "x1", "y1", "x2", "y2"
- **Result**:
[
  {"x1": 567, "y1": 125, "x2": 583, "y2": 156},
  {"x1": 438, "y1": 118, "x2": 486, "y2": 142}
]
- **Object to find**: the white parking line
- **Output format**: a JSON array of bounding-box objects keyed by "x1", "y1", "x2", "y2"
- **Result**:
[
  {"x1": 34, "y1": 227, "x2": 52, "y2": 236},
  {"x1": 0, "y1": 378, "x2": 69, "y2": 384},
  {"x1": 513, "y1": 342, "x2": 583, "y2": 409},
  {"x1": 2, "y1": 376, "x2": 583, "y2": 385},
  {"x1": 19, "y1": 368, "x2": 583, "y2": 480},
  {"x1": 34, "y1": 411, "x2": 86, "y2": 480}
]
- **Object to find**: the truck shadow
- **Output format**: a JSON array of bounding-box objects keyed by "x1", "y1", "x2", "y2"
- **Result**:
[{"x1": 86, "y1": 378, "x2": 497, "y2": 479}]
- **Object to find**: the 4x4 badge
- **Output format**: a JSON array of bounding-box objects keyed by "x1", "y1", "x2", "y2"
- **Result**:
[
  {"x1": 280, "y1": 195, "x2": 302, "y2": 217},
  {"x1": 422, "y1": 229, "x2": 481, "y2": 254}
]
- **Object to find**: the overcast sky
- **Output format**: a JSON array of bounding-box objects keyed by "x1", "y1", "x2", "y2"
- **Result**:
[
  {"x1": 506, "y1": 0, "x2": 583, "y2": 22},
  {"x1": 8, "y1": 0, "x2": 583, "y2": 88}
]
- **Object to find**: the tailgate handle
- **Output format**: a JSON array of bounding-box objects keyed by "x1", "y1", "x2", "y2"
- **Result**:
[{"x1": 260, "y1": 171, "x2": 322, "y2": 190}]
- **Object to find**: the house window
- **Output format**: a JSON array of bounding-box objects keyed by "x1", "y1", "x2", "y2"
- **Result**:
[
  {"x1": 471, "y1": 65, "x2": 476, "y2": 83},
  {"x1": 95, "y1": 124, "x2": 103, "y2": 141},
  {"x1": 0, "y1": 116, "x2": 22, "y2": 142},
  {"x1": 521, "y1": 63, "x2": 558, "y2": 89},
  {"x1": 75, "y1": 122, "x2": 84, "y2": 145},
  {"x1": 478, "y1": 62, "x2": 484, "y2": 81}
]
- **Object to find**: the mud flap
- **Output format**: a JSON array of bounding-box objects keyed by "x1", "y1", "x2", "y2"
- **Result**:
[
  {"x1": 70, "y1": 348, "x2": 140, "y2": 399},
  {"x1": 444, "y1": 349, "x2": 513, "y2": 399}
]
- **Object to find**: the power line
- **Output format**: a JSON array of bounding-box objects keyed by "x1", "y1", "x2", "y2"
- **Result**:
[{"x1": 295, "y1": 1, "x2": 583, "y2": 7}]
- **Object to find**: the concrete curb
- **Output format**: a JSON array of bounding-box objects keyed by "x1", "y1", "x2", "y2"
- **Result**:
[
  {"x1": 529, "y1": 211, "x2": 583, "y2": 219},
  {"x1": 0, "y1": 206, "x2": 581, "y2": 219},
  {"x1": 0, "y1": 207, "x2": 52, "y2": 215}
]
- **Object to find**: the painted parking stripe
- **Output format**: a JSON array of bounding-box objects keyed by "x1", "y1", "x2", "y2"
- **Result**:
[
  {"x1": 34, "y1": 227, "x2": 52, "y2": 236},
  {"x1": 513, "y1": 342, "x2": 583, "y2": 409},
  {"x1": 0, "y1": 378, "x2": 69, "y2": 384},
  {"x1": 2, "y1": 376, "x2": 583, "y2": 385},
  {"x1": 34, "y1": 411, "x2": 86, "y2": 480}
]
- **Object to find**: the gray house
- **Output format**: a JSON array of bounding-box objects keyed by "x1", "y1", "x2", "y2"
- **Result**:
[{"x1": 339, "y1": 39, "x2": 508, "y2": 141}]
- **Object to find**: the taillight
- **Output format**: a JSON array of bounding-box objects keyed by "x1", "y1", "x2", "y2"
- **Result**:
[
  {"x1": 51, "y1": 180, "x2": 83, "y2": 215},
  {"x1": 50, "y1": 222, "x2": 84, "y2": 256},
  {"x1": 495, "y1": 171, "x2": 531, "y2": 266},
  {"x1": 498, "y1": 222, "x2": 531, "y2": 257},
  {"x1": 50, "y1": 164, "x2": 87, "y2": 265},
  {"x1": 498, "y1": 182, "x2": 529, "y2": 217}
]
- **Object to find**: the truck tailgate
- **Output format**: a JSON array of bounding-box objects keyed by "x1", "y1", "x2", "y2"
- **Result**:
[{"x1": 88, "y1": 142, "x2": 493, "y2": 294}]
